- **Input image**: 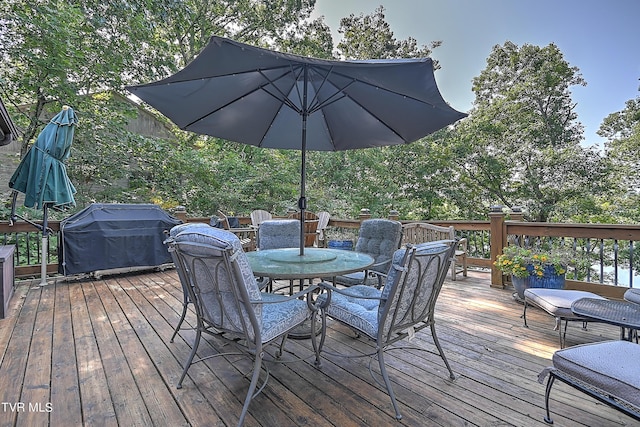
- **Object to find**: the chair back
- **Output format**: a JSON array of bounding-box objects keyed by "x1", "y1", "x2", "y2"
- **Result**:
[
  {"x1": 167, "y1": 222, "x2": 213, "y2": 293},
  {"x1": 250, "y1": 209, "x2": 273, "y2": 227},
  {"x1": 316, "y1": 211, "x2": 331, "y2": 244},
  {"x1": 258, "y1": 219, "x2": 300, "y2": 250},
  {"x1": 288, "y1": 211, "x2": 319, "y2": 247},
  {"x1": 401, "y1": 222, "x2": 454, "y2": 246},
  {"x1": 170, "y1": 226, "x2": 264, "y2": 343},
  {"x1": 378, "y1": 241, "x2": 456, "y2": 342},
  {"x1": 356, "y1": 219, "x2": 403, "y2": 274}
]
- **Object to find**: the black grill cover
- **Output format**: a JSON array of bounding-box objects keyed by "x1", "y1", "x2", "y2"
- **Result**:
[{"x1": 59, "y1": 203, "x2": 182, "y2": 275}]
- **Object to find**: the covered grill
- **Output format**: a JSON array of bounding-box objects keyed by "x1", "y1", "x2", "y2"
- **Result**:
[{"x1": 59, "y1": 203, "x2": 181, "y2": 276}]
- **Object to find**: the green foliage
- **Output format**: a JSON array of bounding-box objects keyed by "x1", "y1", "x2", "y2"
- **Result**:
[
  {"x1": 452, "y1": 41, "x2": 610, "y2": 222},
  {"x1": 337, "y1": 5, "x2": 441, "y2": 64},
  {"x1": 1, "y1": 2, "x2": 638, "y2": 225},
  {"x1": 599, "y1": 97, "x2": 640, "y2": 222},
  {"x1": 494, "y1": 246, "x2": 570, "y2": 278}
]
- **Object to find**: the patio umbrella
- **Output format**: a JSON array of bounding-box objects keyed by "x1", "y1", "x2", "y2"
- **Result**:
[
  {"x1": 9, "y1": 106, "x2": 77, "y2": 285},
  {"x1": 127, "y1": 36, "x2": 467, "y2": 255}
]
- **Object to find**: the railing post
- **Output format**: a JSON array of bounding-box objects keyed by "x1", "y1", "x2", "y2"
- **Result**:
[
  {"x1": 510, "y1": 206, "x2": 524, "y2": 221},
  {"x1": 174, "y1": 206, "x2": 187, "y2": 223},
  {"x1": 388, "y1": 210, "x2": 399, "y2": 221},
  {"x1": 489, "y1": 205, "x2": 506, "y2": 288},
  {"x1": 359, "y1": 208, "x2": 371, "y2": 221}
]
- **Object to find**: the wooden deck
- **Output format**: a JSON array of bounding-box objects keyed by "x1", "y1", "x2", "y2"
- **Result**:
[{"x1": 1, "y1": 268, "x2": 638, "y2": 427}]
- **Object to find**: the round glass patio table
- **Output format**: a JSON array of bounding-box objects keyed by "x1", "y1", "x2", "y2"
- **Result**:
[{"x1": 246, "y1": 247, "x2": 374, "y2": 280}]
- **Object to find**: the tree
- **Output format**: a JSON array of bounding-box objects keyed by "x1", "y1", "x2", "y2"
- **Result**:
[
  {"x1": 453, "y1": 41, "x2": 608, "y2": 222},
  {"x1": 336, "y1": 6, "x2": 441, "y2": 64},
  {"x1": 0, "y1": 0, "x2": 335, "y2": 217},
  {"x1": 599, "y1": 95, "x2": 640, "y2": 222}
]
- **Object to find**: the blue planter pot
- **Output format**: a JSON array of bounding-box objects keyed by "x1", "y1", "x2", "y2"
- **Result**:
[
  {"x1": 328, "y1": 240, "x2": 353, "y2": 251},
  {"x1": 512, "y1": 265, "x2": 566, "y2": 300}
]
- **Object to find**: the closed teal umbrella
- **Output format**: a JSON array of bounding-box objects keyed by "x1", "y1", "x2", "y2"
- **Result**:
[
  {"x1": 9, "y1": 105, "x2": 77, "y2": 285},
  {"x1": 10, "y1": 106, "x2": 77, "y2": 209}
]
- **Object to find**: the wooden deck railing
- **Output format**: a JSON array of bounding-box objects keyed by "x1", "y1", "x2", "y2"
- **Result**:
[{"x1": 1, "y1": 206, "x2": 638, "y2": 298}]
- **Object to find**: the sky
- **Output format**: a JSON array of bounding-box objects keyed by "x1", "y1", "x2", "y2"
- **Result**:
[{"x1": 312, "y1": 0, "x2": 640, "y2": 148}]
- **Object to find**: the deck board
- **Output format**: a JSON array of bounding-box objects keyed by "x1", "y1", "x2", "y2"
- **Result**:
[{"x1": 1, "y1": 269, "x2": 639, "y2": 427}]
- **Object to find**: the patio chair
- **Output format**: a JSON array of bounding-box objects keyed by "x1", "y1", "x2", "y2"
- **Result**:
[
  {"x1": 250, "y1": 209, "x2": 272, "y2": 227},
  {"x1": 522, "y1": 288, "x2": 606, "y2": 348},
  {"x1": 217, "y1": 210, "x2": 254, "y2": 251},
  {"x1": 317, "y1": 241, "x2": 458, "y2": 420},
  {"x1": 257, "y1": 219, "x2": 300, "y2": 292},
  {"x1": 315, "y1": 211, "x2": 331, "y2": 247},
  {"x1": 331, "y1": 218, "x2": 402, "y2": 288},
  {"x1": 538, "y1": 340, "x2": 640, "y2": 424},
  {"x1": 167, "y1": 226, "x2": 319, "y2": 427},
  {"x1": 401, "y1": 222, "x2": 468, "y2": 280},
  {"x1": 165, "y1": 222, "x2": 213, "y2": 343},
  {"x1": 288, "y1": 211, "x2": 319, "y2": 247},
  {"x1": 250, "y1": 209, "x2": 272, "y2": 248},
  {"x1": 257, "y1": 219, "x2": 300, "y2": 250}
]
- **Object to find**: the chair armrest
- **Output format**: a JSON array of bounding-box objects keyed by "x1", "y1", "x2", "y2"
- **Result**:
[
  {"x1": 457, "y1": 237, "x2": 468, "y2": 252},
  {"x1": 252, "y1": 284, "x2": 319, "y2": 304}
]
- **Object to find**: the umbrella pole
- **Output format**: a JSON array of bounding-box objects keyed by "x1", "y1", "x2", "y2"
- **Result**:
[
  {"x1": 9, "y1": 191, "x2": 18, "y2": 226},
  {"x1": 40, "y1": 203, "x2": 50, "y2": 286},
  {"x1": 299, "y1": 66, "x2": 309, "y2": 256},
  {"x1": 298, "y1": 142, "x2": 307, "y2": 256}
]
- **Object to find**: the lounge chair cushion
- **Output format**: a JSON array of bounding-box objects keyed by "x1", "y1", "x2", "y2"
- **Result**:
[
  {"x1": 552, "y1": 340, "x2": 640, "y2": 408},
  {"x1": 624, "y1": 288, "x2": 640, "y2": 305},
  {"x1": 524, "y1": 288, "x2": 606, "y2": 319}
]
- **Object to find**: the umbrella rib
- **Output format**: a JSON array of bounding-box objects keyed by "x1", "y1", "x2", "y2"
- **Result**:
[
  {"x1": 182, "y1": 66, "x2": 301, "y2": 129},
  {"x1": 258, "y1": 67, "x2": 303, "y2": 114}
]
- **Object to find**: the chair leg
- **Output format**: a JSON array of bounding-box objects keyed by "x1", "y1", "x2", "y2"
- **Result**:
[
  {"x1": 170, "y1": 297, "x2": 189, "y2": 343},
  {"x1": 450, "y1": 260, "x2": 456, "y2": 281},
  {"x1": 377, "y1": 347, "x2": 403, "y2": 420},
  {"x1": 430, "y1": 323, "x2": 455, "y2": 380},
  {"x1": 238, "y1": 351, "x2": 264, "y2": 427},
  {"x1": 177, "y1": 327, "x2": 201, "y2": 389},
  {"x1": 310, "y1": 310, "x2": 321, "y2": 368},
  {"x1": 543, "y1": 374, "x2": 556, "y2": 424},
  {"x1": 317, "y1": 309, "x2": 328, "y2": 367}
]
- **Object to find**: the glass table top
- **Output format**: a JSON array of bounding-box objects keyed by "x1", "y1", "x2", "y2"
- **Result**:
[{"x1": 246, "y1": 248, "x2": 374, "y2": 279}]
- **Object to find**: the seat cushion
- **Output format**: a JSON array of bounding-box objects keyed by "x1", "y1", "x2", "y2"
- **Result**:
[
  {"x1": 318, "y1": 285, "x2": 382, "y2": 338},
  {"x1": 624, "y1": 288, "x2": 640, "y2": 305},
  {"x1": 260, "y1": 293, "x2": 309, "y2": 343},
  {"x1": 333, "y1": 271, "x2": 376, "y2": 287},
  {"x1": 524, "y1": 289, "x2": 606, "y2": 319},
  {"x1": 553, "y1": 340, "x2": 640, "y2": 407}
]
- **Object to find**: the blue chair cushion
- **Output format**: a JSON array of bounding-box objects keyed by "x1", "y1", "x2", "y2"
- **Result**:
[
  {"x1": 318, "y1": 285, "x2": 382, "y2": 338},
  {"x1": 260, "y1": 293, "x2": 310, "y2": 342}
]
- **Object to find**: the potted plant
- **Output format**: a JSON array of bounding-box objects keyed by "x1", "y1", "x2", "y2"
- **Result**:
[
  {"x1": 326, "y1": 228, "x2": 357, "y2": 250},
  {"x1": 494, "y1": 245, "x2": 571, "y2": 300}
]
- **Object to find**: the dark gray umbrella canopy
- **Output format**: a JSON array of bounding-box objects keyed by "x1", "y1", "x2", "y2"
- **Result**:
[
  {"x1": 128, "y1": 36, "x2": 466, "y2": 151},
  {"x1": 127, "y1": 36, "x2": 467, "y2": 254}
]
